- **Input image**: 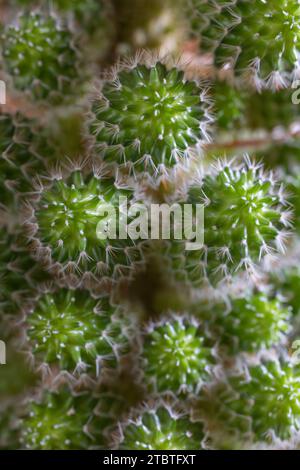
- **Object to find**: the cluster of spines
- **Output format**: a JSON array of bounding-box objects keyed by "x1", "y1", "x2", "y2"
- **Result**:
[
  {"x1": 20, "y1": 287, "x2": 134, "y2": 378},
  {"x1": 88, "y1": 56, "x2": 213, "y2": 177},
  {"x1": 23, "y1": 164, "x2": 144, "y2": 287},
  {"x1": 187, "y1": 0, "x2": 300, "y2": 89},
  {"x1": 197, "y1": 356, "x2": 300, "y2": 446},
  {"x1": 140, "y1": 313, "x2": 215, "y2": 395},
  {"x1": 114, "y1": 399, "x2": 207, "y2": 450},
  {"x1": 1, "y1": 11, "x2": 82, "y2": 103},
  {"x1": 181, "y1": 158, "x2": 292, "y2": 287}
]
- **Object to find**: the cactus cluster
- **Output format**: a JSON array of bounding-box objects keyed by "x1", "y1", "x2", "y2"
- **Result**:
[{"x1": 3, "y1": 0, "x2": 300, "y2": 452}]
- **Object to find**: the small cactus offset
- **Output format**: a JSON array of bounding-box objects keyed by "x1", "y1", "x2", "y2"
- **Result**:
[
  {"x1": 140, "y1": 314, "x2": 215, "y2": 395},
  {"x1": 21, "y1": 287, "x2": 134, "y2": 377},
  {"x1": 114, "y1": 400, "x2": 207, "y2": 450},
  {"x1": 187, "y1": 0, "x2": 300, "y2": 89},
  {"x1": 182, "y1": 158, "x2": 292, "y2": 287},
  {"x1": 89, "y1": 57, "x2": 212, "y2": 176},
  {"x1": 198, "y1": 357, "x2": 300, "y2": 446},
  {"x1": 24, "y1": 165, "x2": 143, "y2": 285},
  {"x1": 4, "y1": 0, "x2": 300, "y2": 453},
  {"x1": 1, "y1": 11, "x2": 83, "y2": 103}
]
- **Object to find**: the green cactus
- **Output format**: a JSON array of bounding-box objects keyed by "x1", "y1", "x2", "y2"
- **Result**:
[
  {"x1": 183, "y1": 159, "x2": 292, "y2": 287},
  {"x1": 115, "y1": 401, "x2": 207, "y2": 450},
  {"x1": 20, "y1": 385, "x2": 105, "y2": 449},
  {"x1": 199, "y1": 358, "x2": 300, "y2": 444},
  {"x1": 23, "y1": 288, "x2": 133, "y2": 376},
  {"x1": 210, "y1": 293, "x2": 291, "y2": 354},
  {"x1": 1, "y1": 12, "x2": 83, "y2": 103},
  {"x1": 188, "y1": 0, "x2": 300, "y2": 88},
  {"x1": 141, "y1": 314, "x2": 214, "y2": 395},
  {"x1": 13, "y1": 0, "x2": 114, "y2": 62},
  {"x1": 25, "y1": 168, "x2": 143, "y2": 284},
  {"x1": 89, "y1": 60, "x2": 212, "y2": 176}
]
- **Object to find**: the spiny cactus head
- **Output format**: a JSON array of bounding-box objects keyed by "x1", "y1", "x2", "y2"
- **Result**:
[
  {"x1": 184, "y1": 158, "x2": 292, "y2": 286},
  {"x1": 189, "y1": 0, "x2": 300, "y2": 88},
  {"x1": 199, "y1": 357, "x2": 300, "y2": 444},
  {"x1": 89, "y1": 57, "x2": 212, "y2": 177},
  {"x1": 1, "y1": 11, "x2": 82, "y2": 103},
  {"x1": 141, "y1": 314, "x2": 214, "y2": 395},
  {"x1": 24, "y1": 287, "x2": 133, "y2": 376},
  {"x1": 20, "y1": 385, "x2": 104, "y2": 449},
  {"x1": 115, "y1": 400, "x2": 206, "y2": 450},
  {"x1": 25, "y1": 166, "x2": 142, "y2": 283},
  {"x1": 212, "y1": 293, "x2": 291, "y2": 354}
]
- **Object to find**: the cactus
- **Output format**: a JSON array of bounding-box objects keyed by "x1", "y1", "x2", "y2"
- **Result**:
[
  {"x1": 140, "y1": 314, "x2": 214, "y2": 395},
  {"x1": 19, "y1": 385, "x2": 105, "y2": 449},
  {"x1": 183, "y1": 158, "x2": 292, "y2": 286},
  {"x1": 24, "y1": 167, "x2": 142, "y2": 284},
  {"x1": 89, "y1": 58, "x2": 212, "y2": 176},
  {"x1": 13, "y1": 0, "x2": 114, "y2": 62},
  {"x1": 188, "y1": 0, "x2": 300, "y2": 88},
  {"x1": 210, "y1": 293, "x2": 291, "y2": 354},
  {"x1": 199, "y1": 357, "x2": 300, "y2": 444},
  {"x1": 22, "y1": 288, "x2": 133, "y2": 377},
  {"x1": 1, "y1": 12, "x2": 82, "y2": 103},
  {"x1": 114, "y1": 400, "x2": 207, "y2": 450}
]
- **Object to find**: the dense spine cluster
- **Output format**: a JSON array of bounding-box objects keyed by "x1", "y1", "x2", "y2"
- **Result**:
[{"x1": 89, "y1": 58, "x2": 212, "y2": 176}]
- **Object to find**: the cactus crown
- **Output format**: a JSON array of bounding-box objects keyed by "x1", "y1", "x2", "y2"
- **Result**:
[
  {"x1": 26, "y1": 168, "x2": 140, "y2": 280},
  {"x1": 211, "y1": 293, "x2": 291, "y2": 353},
  {"x1": 117, "y1": 402, "x2": 206, "y2": 450},
  {"x1": 185, "y1": 159, "x2": 291, "y2": 284},
  {"x1": 90, "y1": 59, "x2": 212, "y2": 175},
  {"x1": 200, "y1": 359, "x2": 300, "y2": 443},
  {"x1": 1, "y1": 12, "x2": 81, "y2": 102},
  {"x1": 189, "y1": 0, "x2": 300, "y2": 87},
  {"x1": 141, "y1": 315, "x2": 214, "y2": 394},
  {"x1": 20, "y1": 387, "x2": 103, "y2": 450},
  {"x1": 24, "y1": 288, "x2": 132, "y2": 376}
]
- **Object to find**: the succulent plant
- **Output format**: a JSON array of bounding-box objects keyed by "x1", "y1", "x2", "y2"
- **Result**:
[
  {"x1": 19, "y1": 385, "x2": 105, "y2": 449},
  {"x1": 89, "y1": 58, "x2": 212, "y2": 176},
  {"x1": 210, "y1": 293, "x2": 291, "y2": 354},
  {"x1": 22, "y1": 287, "x2": 133, "y2": 376},
  {"x1": 141, "y1": 314, "x2": 214, "y2": 395},
  {"x1": 199, "y1": 357, "x2": 300, "y2": 444},
  {"x1": 24, "y1": 167, "x2": 143, "y2": 284},
  {"x1": 183, "y1": 158, "x2": 292, "y2": 286},
  {"x1": 13, "y1": 0, "x2": 114, "y2": 62},
  {"x1": 188, "y1": 0, "x2": 300, "y2": 88},
  {"x1": 1, "y1": 12, "x2": 82, "y2": 103},
  {"x1": 115, "y1": 400, "x2": 207, "y2": 450}
]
